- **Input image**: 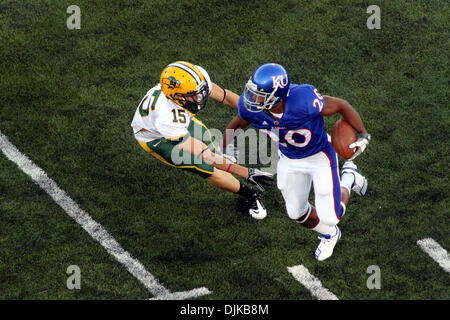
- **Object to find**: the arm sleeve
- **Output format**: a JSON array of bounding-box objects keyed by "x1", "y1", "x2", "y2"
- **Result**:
[{"x1": 302, "y1": 84, "x2": 326, "y2": 117}]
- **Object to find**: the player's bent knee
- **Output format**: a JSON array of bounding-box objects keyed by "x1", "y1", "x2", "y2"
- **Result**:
[
  {"x1": 286, "y1": 206, "x2": 301, "y2": 220},
  {"x1": 286, "y1": 202, "x2": 311, "y2": 221}
]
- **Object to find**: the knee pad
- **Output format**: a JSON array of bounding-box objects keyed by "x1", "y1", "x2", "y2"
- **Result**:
[{"x1": 288, "y1": 202, "x2": 311, "y2": 222}]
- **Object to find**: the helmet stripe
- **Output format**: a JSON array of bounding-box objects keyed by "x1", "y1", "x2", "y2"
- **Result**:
[{"x1": 168, "y1": 62, "x2": 202, "y2": 86}]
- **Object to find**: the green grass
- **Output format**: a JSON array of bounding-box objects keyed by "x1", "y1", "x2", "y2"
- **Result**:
[{"x1": 0, "y1": 0, "x2": 449, "y2": 299}]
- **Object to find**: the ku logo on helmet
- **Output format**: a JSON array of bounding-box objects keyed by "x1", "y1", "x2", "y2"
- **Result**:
[{"x1": 271, "y1": 74, "x2": 289, "y2": 88}]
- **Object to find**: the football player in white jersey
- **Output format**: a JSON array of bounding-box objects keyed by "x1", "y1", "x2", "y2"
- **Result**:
[{"x1": 131, "y1": 61, "x2": 273, "y2": 219}]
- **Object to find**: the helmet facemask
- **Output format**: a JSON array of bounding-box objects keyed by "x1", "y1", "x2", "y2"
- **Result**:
[
  {"x1": 171, "y1": 81, "x2": 209, "y2": 115},
  {"x1": 243, "y1": 80, "x2": 281, "y2": 112}
]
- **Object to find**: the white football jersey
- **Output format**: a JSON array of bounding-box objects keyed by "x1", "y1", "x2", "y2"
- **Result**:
[{"x1": 131, "y1": 65, "x2": 212, "y2": 143}]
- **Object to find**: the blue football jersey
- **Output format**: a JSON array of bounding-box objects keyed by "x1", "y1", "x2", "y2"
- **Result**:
[{"x1": 238, "y1": 84, "x2": 329, "y2": 159}]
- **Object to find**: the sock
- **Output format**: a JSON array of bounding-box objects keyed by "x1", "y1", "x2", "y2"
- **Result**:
[
  {"x1": 312, "y1": 221, "x2": 337, "y2": 236},
  {"x1": 235, "y1": 182, "x2": 256, "y2": 199},
  {"x1": 296, "y1": 203, "x2": 312, "y2": 224},
  {"x1": 341, "y1": 172, "x2": 355, "y2": 193},
  {"x1": 340, "y1": 202, "x2": 346, "y2": 217}
]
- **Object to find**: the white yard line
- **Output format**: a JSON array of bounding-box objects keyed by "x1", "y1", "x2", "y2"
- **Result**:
[
  {"x1": 287, "y1": 265, "x2": 339, "y2": 300},
  {"x1": 417, "y1": 238, "x2": 450, "y2": 274},
  {"x1": 0, "y1": 131, "x2": 211, "y2": 300},
  {"x1": 149, "y1": 287, "x2": 212, "y2": 300}
]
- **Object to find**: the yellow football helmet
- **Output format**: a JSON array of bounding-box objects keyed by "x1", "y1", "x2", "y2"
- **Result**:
[{"x1": 160, "y1": 61, "x2": 210, "y2": 115}]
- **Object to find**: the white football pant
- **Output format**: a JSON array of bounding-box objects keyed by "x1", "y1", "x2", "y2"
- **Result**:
[{"x1": 276, "y1": 142, "x2": 343, "y2": 227}]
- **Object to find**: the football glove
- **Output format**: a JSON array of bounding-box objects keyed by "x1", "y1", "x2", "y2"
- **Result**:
[
  {"x1": 348, "y1": 133, "x2": 371, "y2": 160},
  {"x1": 219, "y1": 144, "x2": 239, "y2": 163},
  {"x1": 247, "y1": 168, "x2": 274, "y2": 191}
]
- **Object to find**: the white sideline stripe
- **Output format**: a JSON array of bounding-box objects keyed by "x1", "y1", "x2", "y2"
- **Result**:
[
  {"x1": 287, "y1": 265, "x2": 339, "y2": 300},
  {"x1": 0, "y1": 131, "x2": 211, "y2": 300},
  {"x1": 149, "y1": 287, "x2": 212, "y2": 300},
  {"x1": 417, "y1": 238, "x2": 450, "y2": 274}
]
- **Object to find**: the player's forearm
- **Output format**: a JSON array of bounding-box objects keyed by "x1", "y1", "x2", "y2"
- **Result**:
[
  {"x1": 176, "y1": 136, "x2": 249, "y2": 178},
  {"x1": 222, "y1": 90, "x2": 240, "y2": 109},
  {"x1": 323, "y1": 96, "x2": 367, "y2": 134},
  {"x1": 222, "y1": 115, "x2": 249, "y2": 148},
  {"x1": 201, "y1": 150, "x2": 249, "y2": 178},
  {"x1": 338, "y1": 102, "x2": 367, "y2": 134},
  {"x1": 210, "y1": 83, "x2": 239, "y2": 109}
]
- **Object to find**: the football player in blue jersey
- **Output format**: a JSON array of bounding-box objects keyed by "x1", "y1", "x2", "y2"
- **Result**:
[{"x1": 221, "y1": 63, "x2": 371, "y2": 261}]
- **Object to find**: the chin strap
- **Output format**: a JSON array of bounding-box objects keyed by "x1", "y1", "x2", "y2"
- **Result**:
[{"x1": 262, "y1": 83, "x2": 280, "y2": 110}]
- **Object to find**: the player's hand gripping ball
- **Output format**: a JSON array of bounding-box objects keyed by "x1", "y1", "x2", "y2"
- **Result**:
[
  {"x1": 331, "y1": 119, "x2": 357, "y2": 160},
  {"x1": 332, "y1": 120, "x2": 371, "y2": 160}
]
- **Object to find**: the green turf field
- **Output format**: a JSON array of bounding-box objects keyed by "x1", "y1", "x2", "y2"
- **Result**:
[{"x1": 0, "y1": 0, "x2": 449, "y2": 300}]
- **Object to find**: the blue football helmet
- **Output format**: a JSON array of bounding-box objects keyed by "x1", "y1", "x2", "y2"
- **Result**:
[{"x1": 243, "y1": 63, "x2": 290, "y2": 112}]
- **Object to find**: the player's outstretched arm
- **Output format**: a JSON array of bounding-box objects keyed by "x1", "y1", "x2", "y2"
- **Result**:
[
  {"x1": 209, "y1": 83, "x2": 248, "y2": 161},
  {"x1": 175, "y1": 136, "x2": 247, "y2": 176},
  {"x1": 176, "y1": 136, "x2": 273, "y2": 190},
  {"x1": 221, "y1": 114, "x2": 250, "y2": 148},
  {"x1": 321, "y1": 95, "x2": 371, "y2": 160},
  {"x1": 209, "y1": 83, "x2": 240, "y2": 109}
]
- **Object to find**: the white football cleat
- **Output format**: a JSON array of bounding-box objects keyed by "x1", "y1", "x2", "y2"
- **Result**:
[
  {"x1": 314, "y1": 226, "x2": 341, "y2": 261},
  {"x1": 342, "y1": 161, "x2": 368, "y2": 196},
  {"x1": 249, "y1": 193, "x2": 267, "y2": 220}
]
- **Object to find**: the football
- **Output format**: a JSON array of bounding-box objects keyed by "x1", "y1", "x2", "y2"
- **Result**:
[{"x1": 331, "y1": 119, "x2": 357, "y2": 159}]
